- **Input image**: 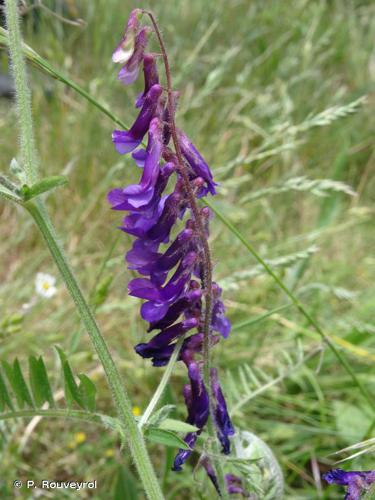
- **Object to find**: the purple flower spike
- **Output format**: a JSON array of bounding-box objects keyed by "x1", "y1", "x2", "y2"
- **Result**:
[
  {"x1": 136, "y1": 54, "x2": 160, "y2": 108},
  {"x1": 108, "y1": 12, "x2": 234, "y2": 477},
  {"x1": 112, "y1": 84, "x2": 163, "y2": 154},
  {"x1": 118, "y1": 27, "x2": 151, "y2": 85},
  {"x1": 323, "y1": 469, "x2": 375, "y2": 500},
  {"x1": 211, "y1": 368, "x2": 235, "y2": 454}
]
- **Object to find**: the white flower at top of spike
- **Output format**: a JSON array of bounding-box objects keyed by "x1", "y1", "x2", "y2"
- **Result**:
[
  {"x1": 112, "y1": 9, "x2": 142, "y2": 64},
  {"x1": 35, "y1": 273, "x2": 57, "y2": 299}
]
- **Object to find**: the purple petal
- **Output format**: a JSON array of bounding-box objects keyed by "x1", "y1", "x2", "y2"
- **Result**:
[
  {"x1": 136, "y1": 53, "x2": 160, "y2": 108},
  {"x1": 177, "y1": 129, "x2": 217, "y2": 196},
  {"x1": 132, "y1": 148, "x2": 147, "y2": 167},
  {"x1": 141, "y1": 301, "x2": 170, "y2": 323},
  {"x1": 211, "y1": 368, "x2": 235, "y2": 454},
  {"x1": 112, "y1": 84, "x2": 163, "y2": 155},
  {"x1": 112, "y1": 9, "x2": 142, "y2": 64},
  {"x1": 112, "y1": 129, "x2": 142, "y2": 154},
  {"x1": 117, "y1": 27, "x2": 150, "y2": 85}
]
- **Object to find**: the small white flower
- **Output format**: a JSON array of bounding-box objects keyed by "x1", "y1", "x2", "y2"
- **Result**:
[{"x1": 35, "y1": 273, "x2": 57, "y2": 299}]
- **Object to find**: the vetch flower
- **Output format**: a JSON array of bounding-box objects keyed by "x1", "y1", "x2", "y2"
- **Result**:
[
  {"x1": 211, "y1": 368, "x2": 235, "y2": 454},
  {"x1": 112, "y1": 84, "x2": 163, "y2": 154},
  {"x1": 108, "y1": 9, "x2": 233, "y2": 481},
  {"x1": 112, "y1": 8, "x2": 145, "y2": 85},
  {"x1": 323, "y1": 468, "x2": 375, "y2": 500},
  {"x1": 136, "y1": 53, "x2": 160, "y2": 108},
  {"x1": 172, "y1": 362, "x2": 209, "y2": 471},
  {"x1": 117, "y1": 27, "x2": 151, "y2": 85},
  {"x1": 35, "y1": 272, "x2": 57, "y2": 299}
]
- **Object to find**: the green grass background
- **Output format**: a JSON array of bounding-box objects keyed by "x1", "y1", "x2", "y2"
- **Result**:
[{"x1": 0, "y1": 0, "x2": 374, "y2": 498}]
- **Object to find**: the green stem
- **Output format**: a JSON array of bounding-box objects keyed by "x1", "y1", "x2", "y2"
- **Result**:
[
  {"x1": 139, "y1": 336, "x2": 185, "y2": 429},
  {"x1": 4, "y1": 0, "x2": 38, "y2": 184},
  {"x1": 205, "y1": 198, "x2": 375, "y2": 413},
  {"x1": 25, "y1": 200, "x2": 163, "y2": 500}
]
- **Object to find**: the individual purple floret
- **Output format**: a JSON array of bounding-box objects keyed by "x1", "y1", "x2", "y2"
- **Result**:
[
  {"x1": 323, "y1": 469, "x2": 375, "y2": 500},
  {"x1": 118, "y1": 27, "x2": 150, "y2": 85},
  {"x1": 211, "y1": 368, "x2": 235, "y2": 454},
  {"x1": 108, "y1": 8, "x2": 233, "y2": 481},
  {"x1": 172, "y1": 362, "x2": 209, "y2": 471},
  {"x1": 177, "y1": 129, "x2": 217, "y2": 196},
  {"x1": 112, "y1": 84, "x2": 163, "y2": 154},
  {"x1": 112, "y1": 9, "x2": 142, "y2": 66},
  {"x1": 136, "y1": 54, "x2": 160, "y2": 108}
]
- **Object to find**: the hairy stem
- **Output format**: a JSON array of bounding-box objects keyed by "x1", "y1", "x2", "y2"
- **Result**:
[
  {"x1": 4, "y1": 0, "x2": 38, "y2": 184},
  {"x1": 144, "y1": 11, "x2": 227, "y2": 498},
  {"x1": 139, "y1": 336, "x2": 185, "y2": 429}
]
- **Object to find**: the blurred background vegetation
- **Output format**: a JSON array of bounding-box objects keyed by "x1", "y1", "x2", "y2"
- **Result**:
[{"x1": 0, "y1": 0, "x2": 374, "y2": 498}]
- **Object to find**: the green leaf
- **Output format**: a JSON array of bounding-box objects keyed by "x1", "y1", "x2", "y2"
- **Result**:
[
  {"x1": 144, "y1": 426, "x2": 190, "y2": 450},
  {"x1": 0, "y1": 175, "x2": 21, "y2": 203},
  {"x1": 2, "y1": 359, "x2": 34, "y2": 408},
  {"x1": 78, "y1": 374, "x2": 96, "y2": 412},
  {"x1": 148, "y1": 404, "x2": 176, "y2": 426},
  {"x1": 56, "y1": 348, "x2": 85, "y2": 409},
  {"x1": 29, "y1": 356, "x2": 55, "y2": 408},
  {"x1": 158, "y1": 418, "x2": 199, "y2": 434},
  {"x1": 0, "y1": 369, "x2": 14, "y2": 411},
  {"x1": 91, "y1": 275, "x2": 113, "y2": 308},
  {"x1": 113, "y1": 466, "x2": 139, "y2": 500},
  {"x1": 21, "y1": 176, "x2": 68, "y2": 201}
]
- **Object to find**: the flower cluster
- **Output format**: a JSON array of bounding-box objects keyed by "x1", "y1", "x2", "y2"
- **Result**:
[
  {"x1": 108, "y1": 8, "x2": 237, "y2": 487},
  {"x1": 323, "y1": 468, "x2": 375, "y2": 500}
]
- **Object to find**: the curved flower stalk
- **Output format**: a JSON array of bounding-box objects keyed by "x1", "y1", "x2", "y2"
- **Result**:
[
  {"x1": 323, "y1": 469, "x2": 375, "y2": 500},
  {"x1": 108, "y1": 9, "x2": 240, "y2": 493}
]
